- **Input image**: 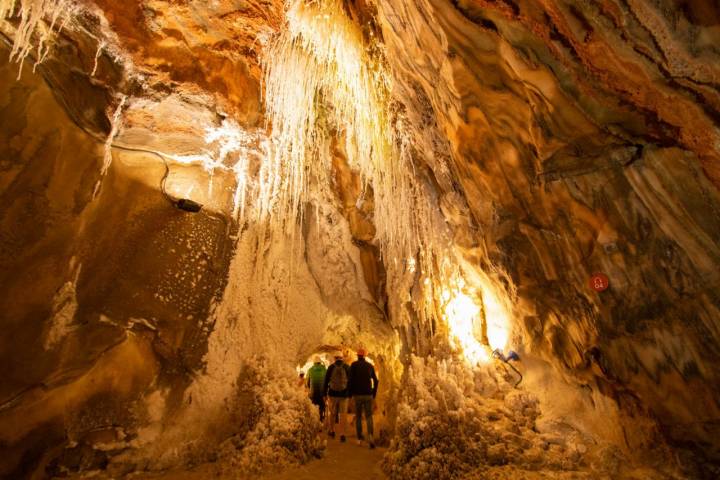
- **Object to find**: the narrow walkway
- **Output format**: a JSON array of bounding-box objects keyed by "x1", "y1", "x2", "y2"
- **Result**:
[
  {"x1": 125, "y1": 434, "x2": 386, "y2": 480},
  {"x1": 264, "y1": 436, "x2": 386, "y2": 480}
]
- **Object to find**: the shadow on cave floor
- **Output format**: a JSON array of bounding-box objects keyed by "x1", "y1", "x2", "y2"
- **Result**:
[{"x1": 128, "y1": 435, "x2": 386, "y2": 480}]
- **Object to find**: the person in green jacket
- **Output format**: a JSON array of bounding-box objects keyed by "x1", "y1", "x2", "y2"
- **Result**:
[{"x1": 306, "y1": 356, "x2": 327, "y2": 421}]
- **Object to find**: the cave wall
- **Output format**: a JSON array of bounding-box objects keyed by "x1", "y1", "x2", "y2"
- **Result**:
[
  {"x1": 377, "y1": 0, "x2": 720, "y2": 464},
  {"x1": 132, "y1": 194, "x2": 395, "y2": 469},
  {"x1": 1, "y1": 0, "x2": 720, "y2": 477},
  {"x1": 0, "y1": 51, "x2": 242, "y2": 476},
  {"x1": 0, "y1": 21, "x2": 395, "y2": 475}
]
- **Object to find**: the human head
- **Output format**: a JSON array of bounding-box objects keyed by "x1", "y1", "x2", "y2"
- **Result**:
[
  {"x1": 313, "y1": 355, "x2": 321, "y2": 363},
  {"x1": 333, "y1": 351, "x2": 343, "y2": 361},
  {"x1": 357, "y1": 347, "x2": 367, "y2": 357}
]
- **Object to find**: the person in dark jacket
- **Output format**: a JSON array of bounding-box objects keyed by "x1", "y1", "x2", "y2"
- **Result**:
[
  {"x1": 348, "y1": 347, "x2": 379, "y2": 449},
  {"x1": 324, "y1": 351, "x2": 350, "y2": 442}
]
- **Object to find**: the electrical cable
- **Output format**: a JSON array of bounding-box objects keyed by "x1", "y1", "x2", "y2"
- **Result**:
[
  {"x1": 61, "y1": 112, "x2": 236, "y2": 234},
  {"x1": 1, "y1": 27, "x2": 236, "y2": 270},
  {"x1": 1, "y1": 32, "x2": 193, "y2": 210},
  {"x1": 506, "y1": 362, "x2": 523, "y2": 387},
  {"x1": 57, "y1": 108, "x2": 213, "y2": 212},
  {"x1": 99, "y1": 138, "x2": 177, "y2": 207},
  {"x1": 495, "y1": 361, "x2": 523, "y2": 388},
  {"x1": 106, "y1": 139, "x2": 203, "y2": 209}
]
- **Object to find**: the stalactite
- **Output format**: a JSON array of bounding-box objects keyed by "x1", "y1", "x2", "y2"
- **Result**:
[
  {"x1": 92, "y1": 95, "x2": 127, "y2": 199},
  {"x1": 0, "y1": 0, "x2": 75, "y2": 77},
  {"x1": 260, "y1": 0, "x2": 511, "y2": 361},
  {"x1": 90, "y1": 39, "x2": 103, "y2": 77}
]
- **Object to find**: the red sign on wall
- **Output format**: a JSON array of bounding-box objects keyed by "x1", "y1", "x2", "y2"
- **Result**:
[{"x1": 589, "y1": 273, "x2": 609, "y2": 292}]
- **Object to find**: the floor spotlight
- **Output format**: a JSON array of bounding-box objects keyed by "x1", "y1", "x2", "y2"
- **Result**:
[{"x1": 492, "y1": 349, "x2": 522, "y2": 387}]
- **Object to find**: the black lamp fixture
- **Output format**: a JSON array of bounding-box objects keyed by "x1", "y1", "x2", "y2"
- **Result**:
[
  {"x1": 160, "y1": 158, "x2": 203, "y2": 213},
  {"x1": 175, "y1": 198, "x2": 203, "y2": 212}
]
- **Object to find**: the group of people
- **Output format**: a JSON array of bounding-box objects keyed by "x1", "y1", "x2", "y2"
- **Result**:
[{"x1": 302, "y1": 348, "x2": 379, "y2": 449}]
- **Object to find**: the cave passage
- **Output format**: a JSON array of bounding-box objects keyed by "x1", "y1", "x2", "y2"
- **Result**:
[{"x1": 1, "y1": 0, "x2": 720, "y2": 479}]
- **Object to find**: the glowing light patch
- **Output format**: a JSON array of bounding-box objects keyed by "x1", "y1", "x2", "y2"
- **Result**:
[
  {"x1": 445, "y1": 285, "x2": 490, "y2": 364},
  {"x1": 442, "y1": 270, "x2": 512, "y2": 365},
  {"x1": 481, "y1": 282, "x2": 510, "y2": 352}
]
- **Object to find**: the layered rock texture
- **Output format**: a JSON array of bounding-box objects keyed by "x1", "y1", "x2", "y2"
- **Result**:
[
  {"x1": 1, "y1": 0, "x2": 719, "y2": 479},
  {"x1": 378, "y1": 0, "x2": 720, "y2": 471}
]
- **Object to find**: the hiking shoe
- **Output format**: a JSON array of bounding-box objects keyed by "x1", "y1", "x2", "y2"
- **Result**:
[
  {"x1": 340, "y1": 435, "x2": 346, "y2": 443},
  {"x1": 369, "y1": 442, "x2": 376, "y2": 450},
  {"x1": 328, "y1": 431, "x2": 335, "y2": 438}
]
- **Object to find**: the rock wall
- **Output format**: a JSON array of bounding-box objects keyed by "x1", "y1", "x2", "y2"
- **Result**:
[
  {"x1": 1, "y1": 0, "x2": 720, "y2": 478},
  {"x1": 0, "y1": 26, "x2": 394, "y2": 476},
  {"x1": 377, "y1": 0, "x2": 720, "y2": 470},
  {"x1": 0, "y1": 51, "x2": 237, "y2": 476}
]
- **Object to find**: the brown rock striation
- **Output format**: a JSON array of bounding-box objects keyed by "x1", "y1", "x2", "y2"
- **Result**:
[{"x1": 377, "y1": 0, "x2": 720, "y2": 471}]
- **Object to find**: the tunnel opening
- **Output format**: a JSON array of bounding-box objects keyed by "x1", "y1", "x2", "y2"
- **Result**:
[{"x1": 296, "y1": 345, "x2": 395, "y2": 446}]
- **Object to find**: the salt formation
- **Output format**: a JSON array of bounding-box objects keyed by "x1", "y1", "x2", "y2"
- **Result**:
[
  {"x1": 43, "y1": 261, "x2": 81, "y2": 350},
  {"x1": 0, "y1": 0, "x2": 74, "y2": 74},
  {"x1": 384, "y1": 356, "x2": 679, "y2": 479},
  {"x1": 214, "y1": 357, "x2": 324, "y2": 475},
  {"x1": 92, "y1": 94, "x2": 127, "y2": 197},
  {"x1": 262, "y1": 0, "x2": 511, "y2": 361}
]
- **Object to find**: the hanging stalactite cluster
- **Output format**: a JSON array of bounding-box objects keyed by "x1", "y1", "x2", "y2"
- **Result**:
[
  {"x1": 0, "y1": 0, "x2": 513, "y2": 362},
  {"x1": 0, "y1": 0, "x2": 75, "y2": 76},
  {"x1": 260, "y1": 0, "x2": 511, "y2": 361}
]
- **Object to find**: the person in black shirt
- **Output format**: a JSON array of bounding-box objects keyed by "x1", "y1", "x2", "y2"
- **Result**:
[{"x1": 348, "y1": 347, "x2": 379, "y2": 449}]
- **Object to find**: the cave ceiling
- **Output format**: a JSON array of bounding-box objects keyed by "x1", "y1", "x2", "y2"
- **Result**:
[{"x1": 1, "y1": 0, "x2": 720, "y2": 477}]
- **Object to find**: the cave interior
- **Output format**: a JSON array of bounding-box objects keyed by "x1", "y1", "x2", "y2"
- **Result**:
[{"x1": 1, "y1": 0, "x2": 720, "y2": 479}]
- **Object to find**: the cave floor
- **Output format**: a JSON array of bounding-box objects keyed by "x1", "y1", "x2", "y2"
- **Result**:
[
  {"x1": 265, "y1": 438, "x2": 387, "y2": 480},
  {"x1": 126, "y1": 435, "x2": 387, "y2": 480}
]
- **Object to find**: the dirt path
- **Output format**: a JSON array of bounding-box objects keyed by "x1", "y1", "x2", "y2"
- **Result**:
[
  {"x1": 124, "y1": 434, "x2": 387, "y2": 480},
  {"x1": 265, "y1": 437, "x2": 386, "y2": 480}
]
